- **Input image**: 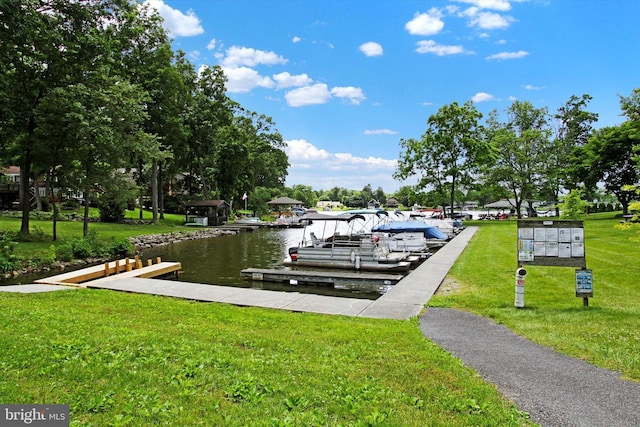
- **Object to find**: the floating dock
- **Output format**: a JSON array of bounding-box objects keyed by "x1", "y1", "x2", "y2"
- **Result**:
[
  {"x1": 240, "y1": 268, "x2": 403, "y2": 286},
  {"x1": 35, "y1": 257, "x2": 181, "y2": 287}
]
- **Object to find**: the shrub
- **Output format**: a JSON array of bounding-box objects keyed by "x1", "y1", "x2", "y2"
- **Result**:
[{"x1": 0, "y1": 231, "x2": 21, "y2": 273}]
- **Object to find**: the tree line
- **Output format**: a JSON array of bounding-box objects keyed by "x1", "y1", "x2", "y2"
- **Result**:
[
  {"x1": 0, "y1": 0, "x2": 288, "y2": 238},
  {"x1": 395, "y1": 90, "x2": 640, "y2": 218}
]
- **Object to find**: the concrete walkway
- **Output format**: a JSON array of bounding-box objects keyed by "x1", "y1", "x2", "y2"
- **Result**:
[{"x1": 0, "y1": 227, "x2": 478, "y2": 320}]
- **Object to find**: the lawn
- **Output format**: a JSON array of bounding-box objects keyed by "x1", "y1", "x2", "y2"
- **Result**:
[
  {"x1": 0, "y1": 290, "x2": 532, "y2": 426},
  {"x1": 430, "y1": 214, "x2": 640, "y2": 382},
  {"x1": 1, "y1": 210, "x2": 636, "y2": 425}
]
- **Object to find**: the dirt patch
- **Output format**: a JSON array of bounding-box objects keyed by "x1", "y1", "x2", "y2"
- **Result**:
[{"x1": 436, "y1": 276, "x2": 462, "y2": 295}]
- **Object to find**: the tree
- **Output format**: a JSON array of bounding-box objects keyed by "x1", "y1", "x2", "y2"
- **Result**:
[
  {"x1": 485, "y1": 101, "x2": 553, "y2": 218},
  {"x1": 547, "y1": 95, "x2": 598, "y2": 215},
  {"x1": 582, "y1": 122, "x2": 639, "y2": 214},
  {"x1": 395, "y1": 101, "x2": 485, "y2": 218}
]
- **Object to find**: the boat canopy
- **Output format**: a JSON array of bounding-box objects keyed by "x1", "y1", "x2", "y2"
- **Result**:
[
  {"x1": 372, "y1": 221, "x2": 448, "y2": 239},
  {"x1": 300, "y1": 213, "x2": 366, "y2": 222},
  {"x1": 340, "y1": 209, "x2": 389, "y2": 217}
]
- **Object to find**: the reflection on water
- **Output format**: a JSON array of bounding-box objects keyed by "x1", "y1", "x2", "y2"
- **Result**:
[{"x1": 141, "y1": 227, "x2": 385, "y2": 299}]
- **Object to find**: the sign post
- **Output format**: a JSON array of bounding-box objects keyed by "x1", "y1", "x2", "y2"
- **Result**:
[{"x1": 516, "y1": 220, "x2": 590, "y2": 307}]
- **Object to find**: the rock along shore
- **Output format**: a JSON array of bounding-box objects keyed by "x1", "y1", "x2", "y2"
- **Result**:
[
  {"x1": 3, "y1": 227, "x2": 238, "y2": 280},
  {"x1": 128, "y1": 228, "x2": 238, "y2": 251}
]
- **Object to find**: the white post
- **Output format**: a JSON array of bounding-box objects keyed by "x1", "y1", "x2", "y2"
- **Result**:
[{"x1": 515, "y1": 267, "x2": 527, "y2": 308}]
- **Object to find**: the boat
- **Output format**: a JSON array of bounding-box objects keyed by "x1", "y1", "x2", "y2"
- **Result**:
[
  {"x1": 285, "y1": 213, "x2": 412, "y2": 272},
  {"x1": 371, "y1": 220, "x2": 449, "y2": 249}
]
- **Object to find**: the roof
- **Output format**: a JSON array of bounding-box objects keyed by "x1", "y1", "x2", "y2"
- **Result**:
[
  {"x1": 183, "y1": 200, "x2": 229, "y2": 207},
  {"x1": 484, "y1": 199, "x2": 516, "y2": 209},
  {"x1": 267, "y1": 197, "x2": 303, "y2": 205}
]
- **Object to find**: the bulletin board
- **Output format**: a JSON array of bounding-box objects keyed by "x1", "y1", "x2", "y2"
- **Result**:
[{"x1": 517, "y1": 220, "x2": 586, "y2": 268}]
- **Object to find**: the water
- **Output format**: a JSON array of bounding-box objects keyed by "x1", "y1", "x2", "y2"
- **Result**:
[
  {"x1": 1, "y1": 213, "x2": 392, "y2": 299},
  {"x1": 140, "y1": 227, "x2": 386, "y2": 299}
]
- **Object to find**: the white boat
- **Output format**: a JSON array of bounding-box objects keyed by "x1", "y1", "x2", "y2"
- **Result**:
[{"x1": 285, "y1": 213, "x2": 412, "y2": 272}]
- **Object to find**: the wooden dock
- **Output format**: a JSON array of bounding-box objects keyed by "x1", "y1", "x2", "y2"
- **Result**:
[
  {"x1": 35, "y1": 257, "x2": 181, "y2": 287},
  {"x1": 240, "y1": 268, "x2": 403, "y2": 286}
]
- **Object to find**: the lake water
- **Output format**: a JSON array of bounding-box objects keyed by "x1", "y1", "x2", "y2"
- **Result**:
[{"x1": 1, "y1": 214, "x2": 395, "y2": 299}]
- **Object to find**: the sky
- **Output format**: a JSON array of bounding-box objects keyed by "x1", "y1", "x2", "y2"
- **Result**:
[{"x1": 144, "y1": 0, "x2": 640, "y2": 193}]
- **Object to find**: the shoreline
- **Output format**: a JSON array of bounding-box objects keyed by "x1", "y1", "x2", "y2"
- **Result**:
[{"x1": 2, "y1": 227, "x2": 238, "y2": 281}]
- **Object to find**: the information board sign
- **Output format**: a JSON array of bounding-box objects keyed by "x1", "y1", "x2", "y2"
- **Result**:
[
  {"x1": 517, "y1": 220, "x2": 586, "y2": 268},
  {"x1": 575, "y1": 269, "x2": 593, "y2": 297}
]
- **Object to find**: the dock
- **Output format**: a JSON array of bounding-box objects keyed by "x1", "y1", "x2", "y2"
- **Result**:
[
  {"x1": 240, "y1": 268, "x2": 403, "y2": 286},
  {"x1": 34, "y1": 257, "x2": 181, "y2": 287},
  {"x1": 5, "y1": 227, "x2": 478, "y2": 320}
]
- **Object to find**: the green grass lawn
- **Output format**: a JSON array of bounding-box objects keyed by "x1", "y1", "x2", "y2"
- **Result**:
[
  {"x1": 0, "y1": 209, "x2": 188, "y2": 259},
  {"x1": 0, "y1": 290, "x2": 532, "y2": 426},
  {"x1": 1, "y1": 209, "x2": 637, "y2": 425},
  {"x1": 430, "y1": 214, "x2": 640, "y2": 382}
]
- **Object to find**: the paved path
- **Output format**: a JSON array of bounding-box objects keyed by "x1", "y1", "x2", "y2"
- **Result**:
[{"x1": 420, "y1": 307, "x2": 640, "y2": 427}]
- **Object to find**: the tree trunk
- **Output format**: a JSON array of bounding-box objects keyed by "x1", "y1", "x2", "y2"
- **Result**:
[
  {"x1": 83, "y1": 190, "x2": 90, "y2": 237},
  {"x1": 47, "y1": 172, "x2": 58, "y2": 241},
  {"x1": 151, "y1": 160, "x2": 158, "y2": 223},
  {"x1": 158, "y1": 163, "x2": 165, "y2": 220},
  {"x1": 19, "y1": 159, "x2": 31, "y2": 235}
]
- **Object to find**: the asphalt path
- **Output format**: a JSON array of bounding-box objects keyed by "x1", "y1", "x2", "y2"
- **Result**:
[{"x1": 419, "y1": 307, "x2": 640, "y2": 427}]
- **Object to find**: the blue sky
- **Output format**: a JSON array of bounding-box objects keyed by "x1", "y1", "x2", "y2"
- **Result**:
[{"x1": 145, "y1": 0, "x2": 640, "y2": 193}]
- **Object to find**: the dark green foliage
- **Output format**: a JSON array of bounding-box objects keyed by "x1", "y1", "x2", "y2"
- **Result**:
[
  {"x1": 0, "y1": 231, "x2": 20, "y2": 273},
  {"x1": 54, "y1": 232, "x2": 133, "y2": 262}
]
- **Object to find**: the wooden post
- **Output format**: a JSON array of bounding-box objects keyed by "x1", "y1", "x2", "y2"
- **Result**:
[
  {"x1": 147, "y1": 259, "x2": 152, "y2": 266},
  {"x1": 135, "y1": 255, "x2": 142, "y2": 269},
  {"x1": 125, "y1": 258, "x2": 132, "y2": 272},
  {"x1": 156, "y1": 257, "x2": 161, "y2": 264},
  {"x1": 104, "y1": 262, "x2": 110, "y2": 277},
  {"x1": 115, "y1": 259, "x2": 120, "y2": 274}
]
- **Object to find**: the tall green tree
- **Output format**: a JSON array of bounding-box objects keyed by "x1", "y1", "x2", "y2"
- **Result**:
[
  {"x1": 582, "y1": 122, "x2": 639, "y2": 214},
  {"x1": 395, "y1": 101, "x2": 485, "y2": 218},
  {"x1": 485, "y1": 101, "x2": 552, "y2": 218},
  {"x1": 120, "y1": 4, "x2": 179, "y2": 222}
]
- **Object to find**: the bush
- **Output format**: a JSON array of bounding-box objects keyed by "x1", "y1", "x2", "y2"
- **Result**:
[
  {"x1": 54, "y1": 232, "x2": 133, "y2": 262},
  {"x1": 0, "y1": 231, "x2": 21, "y2": 273}
]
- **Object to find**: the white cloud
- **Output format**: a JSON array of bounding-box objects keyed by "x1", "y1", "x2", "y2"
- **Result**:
[
  {"x1": 285, "y1": 139, "x2": 399, "y2": 190},
  {"x1": 486, "y1": 50, "x2": 528, "y2": 60},
  {"x1": 364, "y1": 129, "x2": 398, "y2": 135},
  {"x1": 220, "y1": 66, "x2": 275, "y2": 93},
  {"x1": 405, "y1": 9, "x2": 445, "y2": 36},
  {"x1": 285, "y1": 84, "x2": 332, "y2": 107},
  {"x1": 359, "y1": 41, "x2": 383, "y2": 57},
  {"x1": 273, "y1": 72, "x2": 313, "y2": 89},
  {"x1": 330, "y1": 86, "x2": 366, "y2": 105},
  {"x1": 454, "y1": 0, "x2": 512, "y2": 12},
  {"x1": 220, "y1": 46, "x2": 288, "y2": 68},
  {"x1": 471, "y1": 92, "x2": 495, "y2": 102},
  {"x1": 206, "y1": 38, "x2": 217, "y2": 50},
  {"x1": 286, "y1": 139, "x2": 331, "y2": 161},
  {"x1": 415, "y1": 40, "x2": 465, "y2": 56},
  {"x1": 143, "y1": 0, "x2": 203, "y2": 37},
  {"x1": 469, "y1": 11, "x2": 515, "y2": 29},
  {"x1": 524, "y1": 84, "x2": 542, "y2": 90},
  {"x1": 292, "y1": 36, "x2": 301, "y2": 43}
]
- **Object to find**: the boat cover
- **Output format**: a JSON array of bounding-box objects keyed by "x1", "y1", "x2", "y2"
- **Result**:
[{"x1": 372, "y1": 221, "x2": 448, "y2": 239}]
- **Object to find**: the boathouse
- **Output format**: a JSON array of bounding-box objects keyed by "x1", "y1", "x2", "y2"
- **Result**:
[{"x1": 183, "y1": 199, "x2": 230, "y2": 226}]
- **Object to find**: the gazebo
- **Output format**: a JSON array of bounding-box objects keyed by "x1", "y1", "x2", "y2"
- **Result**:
[
  {"x1": 484, "y1": 199, "x2": 515, "y2": 209},
  {"x1": 183, "y1": 200, "x2": 230, "y2": 226},
  {"x1": 267, "y1": 197, "x2": 304, "y2": 216}
]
